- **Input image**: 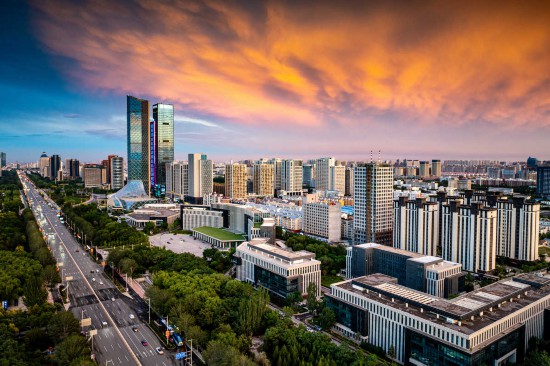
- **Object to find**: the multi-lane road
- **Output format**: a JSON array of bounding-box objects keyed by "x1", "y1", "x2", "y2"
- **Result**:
[{"x1": 19, "y1": 172, "x2": 174, "y2": 366}]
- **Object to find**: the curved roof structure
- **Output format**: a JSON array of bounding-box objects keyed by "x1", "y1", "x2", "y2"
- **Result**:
[{"x1": 107, "y1": 180, "x2": 157, "y2": 210}]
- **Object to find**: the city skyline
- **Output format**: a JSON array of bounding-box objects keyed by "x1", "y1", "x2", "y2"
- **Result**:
[{"x1": 2, "y1": 1, "x2": 550, "y2": 162}]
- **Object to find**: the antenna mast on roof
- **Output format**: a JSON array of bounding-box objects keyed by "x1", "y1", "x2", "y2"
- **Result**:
[
  {"x1": 378, "y1": 149, "x2": 381, "y2": 164},
  {"x1": 370, "y1": 150, "x2": 373, "y2": 163}
]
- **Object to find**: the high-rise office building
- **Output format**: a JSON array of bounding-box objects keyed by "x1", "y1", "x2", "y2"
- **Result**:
[
  {"x1": 537, "y1": 165, "x2": 550, "y2": 198},
  {"x1": 431, "y1": 159, "x2": 441, "y2": 177},
  {"x1": 344, "y1": 167, "x2": 354, "y2": 196},
  {"x1": 225, "y1": 163, "x2": 247, "y2": 199},
  {"x1": 353, "y1": 162, "x2": 394, "y2": 245},
  {"x1": 314, "y1": 157, "x2": 335, "y2": 191},
  {"x1": 0, "y1": 152, "x2": 6, "y2": 168},
  {"x1": 39, "y1": 152, "x2": 49, "y2": 177},
  {"x1": 67, "y1": 159, "x2": 80, "y2": 179},
  {"x1": 110, "y1": 156, "x2": 124, "y2": 190},
  {"x1": 281, "y1": 159, "x2": 303, "y2": 194},
  {"x1": 303, "y1": 164, "x2": 315, "y2": 188},
  {"x1": 419, "y1": 161, "x2": 430, "y2": 178},
  {"x1": 441, "y1": 201, "x2": 497, "y2": 272},
  {"x1": 253, "y1": 163, "x2": 274, "y2": 196},
  {"x1": 393, "y1": 196, "x2": 439, "y2": 256},
  {"x1": 127, "y1": 95, "x2": 150, "y2": 194},
  {"x1": 49, "y1": 155, "x2": 61, "y2": 180},
  {"x1": 152, "y1": 103, "x2": 174, "y2": 186},
  {"x1": 269, "y1": 158, "x2": 283, "y2": 193}
]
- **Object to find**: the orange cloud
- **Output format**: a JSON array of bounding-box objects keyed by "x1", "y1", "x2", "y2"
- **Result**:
[{"x1": 32, "y1": 0, "x2": 550, "y2": 129}]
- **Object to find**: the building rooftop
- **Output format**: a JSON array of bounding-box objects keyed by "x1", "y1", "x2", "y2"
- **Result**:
[
  {"x1": 193, "y1": 226, "x2": 246, "y2": 241},
  {"x1": 330, "y1": 273, "x2": 550, "y2": 335},
  {"x1": 238, "y1": 238, "x2": 319, "y2": 266}
]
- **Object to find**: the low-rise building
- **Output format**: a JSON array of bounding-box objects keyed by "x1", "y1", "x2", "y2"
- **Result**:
[
  {"x1": 180, "y1": 206, "x2": 223, "y2": 231},
  {"x1": 326, "y1": 272, "x2": 550, "y2": 365},
  {"x1": 235, "y1": 238, "x2": 321, "y2": 298},
  {"x1": 192, "y1": 226, "x2": 246, "y2": 249},
  {"x1": 346, "y1": 243, "x2": 463, "y2": 298}
]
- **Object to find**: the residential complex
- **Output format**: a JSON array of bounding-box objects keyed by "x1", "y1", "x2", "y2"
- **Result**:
[
  {"x1": 253, "y1": 163, "x2": 274, "y2": 196},
  {"x1": 393, "y1": 196, "x2": 439, "y2": 256},
  {"x1": 281, "y1": 159, "x2": 303, "y2": 195},
  {"x1": 225, "y1": 163, "x2": 247, "y2": 199}
]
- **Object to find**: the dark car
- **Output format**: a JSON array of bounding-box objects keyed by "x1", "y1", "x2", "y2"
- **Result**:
[
  {"x1": 141, "y1": 340, "x2": 148, "y2": 346},
  {"x1": 132, "y1": 326, "x2": 138, "y2": 332}
]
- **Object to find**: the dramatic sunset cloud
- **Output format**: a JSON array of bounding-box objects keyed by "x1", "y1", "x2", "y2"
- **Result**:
[{"x1": 11, "y1": 0, "x2": 548, "y2": 160}]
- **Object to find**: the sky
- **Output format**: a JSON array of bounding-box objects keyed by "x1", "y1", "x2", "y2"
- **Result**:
[{"x1": 1, "y1": 0, "x2": 550, "y2": 163}]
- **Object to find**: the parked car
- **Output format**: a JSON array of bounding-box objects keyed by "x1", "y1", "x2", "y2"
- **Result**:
[
  {"x1": 155, "y1": 347, "x2": 164, "y2": 354},
  {"x1": 132, "y1": 326, "x2": 138, "y2": 332},
  {"x1": 141, "y1": 340, "x2": 148, "y2": 346}
]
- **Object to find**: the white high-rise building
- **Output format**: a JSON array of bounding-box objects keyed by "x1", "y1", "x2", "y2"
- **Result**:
[
  {"x1": 269, "y1": 158, "x2": 283, "y2": 192},
  {"x1": 225, "y1": 163, "x2": 247, "y2": 199},
  {"x1": 314, "y1": 157, "x2": 335, "y2": 191},
  {"x1": 281, "y1": 159, "x2": 303, "y2": 194},
  {"x1": 441, "y1": 201, "x2": 497, "y2": 272},
  {"x1": 166, "y1": 161, "x2": 189, "y2": 200},
  {"x1": 329, "y1": 165, "x2": 345, "y2": 193},
  {"x1": 253, "y1": 163, "x2": 274, "y2": 196},
  {"x1": 393, "y1": 196, "x2": 439, "y2": 256},
  {"x1": 302, "y1": 199, "x2": 342, "y2": 242},
  {"x1": 188, "y1": 153, "x2": 213, "y2": 202},
  {"x1": 110, "y1": 156, "x2": 124, "y2": 190},
  {"x1": 494, "y1": 196, "x2": 540, "y2": 262},
  {"x1": 353, "y1": 163, "x2": 394, "y2": 246}
]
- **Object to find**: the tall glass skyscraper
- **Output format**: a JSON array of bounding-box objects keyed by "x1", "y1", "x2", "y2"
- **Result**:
[
  {"x1": 127, "y1": 95, "x2": 150, "y2": 194},
  {"x1": 152, "y1": 103, "x2": 174, "y2": 186}
]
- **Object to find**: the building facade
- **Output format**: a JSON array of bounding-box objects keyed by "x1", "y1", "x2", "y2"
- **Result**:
[
  {"x1": 235, "y1": 238, "x2": 321, "y2": 298},
  {"x1": 281, "y1": 159, "x2": 303, "y2": 194},
  {"x1": 327, "y1": 272, "x2": 550, "y2": 365},
  {"x1": 110, "y1": 156, "x2": 124, "y2": 190},
  {"x1": 225, "y1": 163, "x2": 247, "y2": 199},
  {"x1": 353, "y1": 163, "x2": 394, "y2": 246},
  {"x1": 302, "y1": 200, "x2": 342, "y2": 242},
  {"x1": 83, "y1": 164, "x2": 104, "y2": 188},
  {"x1": 431, "y1": 159, "x2": 441, "y2": 178},
  {"x1": 441, "y1": 201, "x2": 497, "y2": 272},
  {"x1": 152, "y1": 103, "x2": 174, "y2": 186},
  {"x1": 127, "y1": 95, "x2": 150, "y2": 194},
  {"x1": 330, "y1": 165, "x2": 346, "y2": 193},
  {"x1": 393, "y1": 196, "x2": 439, "y2": 256},
  {"x1": 345, "y1": 167, "x2": 354, "y2": 196},
  {"x1": 253, "y1": 163, "x2": 274, "y2": 196},
  {"x1": 180, "y1": 206, "x2": 223, "y2": 231},
  {"x1": 537, "y1": 165, "x2": 550, "y2": 198},
  {"x1": 314, "y1": 157, "x2": 335, "y2": 191}
]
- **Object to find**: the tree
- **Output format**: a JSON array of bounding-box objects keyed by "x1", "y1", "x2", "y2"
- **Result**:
[
  {"x1": 143, "y1": 222, "x2": 156, "y2": 235},
  {"x1": 24, "y1": 327, "x2": 51, "y2": 351},
  {"x1": 306, "y1": 282, "x2": 319, "y2": 313},
  {"x1": 69, "y1": 357, "x2": 97, "y2": 366},
  {"x1": 55, "y1": 335, "x2": 89, "y2": 366},
  {"x1": 317, "y1": 307, "x2": 336, "y2": 331},
  {"x1": 119, "y1": 258, "x2": 138, "y2": 278},
  {"x1": 48, "y1": 311, "x2": 80, "y2": 342},
  {"x1": 525, "y1": 350, "x2": 550, "y2": 366},
  {"x1": 23, "y1": 276, "x2": 47, "y2": 307}
]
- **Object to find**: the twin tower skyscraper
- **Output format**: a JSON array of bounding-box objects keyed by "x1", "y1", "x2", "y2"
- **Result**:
[{"x1": 127, "y1": 95, "x2": 174, "y2": 196}]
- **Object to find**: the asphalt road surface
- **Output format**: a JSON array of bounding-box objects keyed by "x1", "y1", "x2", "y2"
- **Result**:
[{"x1": 19, "y1": 172, "x2": 174, "y2": 366}]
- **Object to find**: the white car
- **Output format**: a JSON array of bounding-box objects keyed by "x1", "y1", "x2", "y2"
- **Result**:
[
  {"x1": 92, "y1": 278, "x2": 96, "y2": 282},
  {"x1": 129, "y1": 314, "x2": 135, "y2": 320},
  {"x1": 155, "y1": 347, "x2": 164, "y2": 354},
  {"x1": 99, "y1": 281, "x2": 103, "y2": 285}
]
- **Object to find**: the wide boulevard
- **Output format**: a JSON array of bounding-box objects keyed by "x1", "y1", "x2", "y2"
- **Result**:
[{"x1": 19, "y1": 172, "x2": 174, "y2": 366}]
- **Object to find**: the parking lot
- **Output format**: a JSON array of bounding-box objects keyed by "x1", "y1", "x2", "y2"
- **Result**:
[{"x1": 149, "y1": 233, "x2": 212, "y2": 257}]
